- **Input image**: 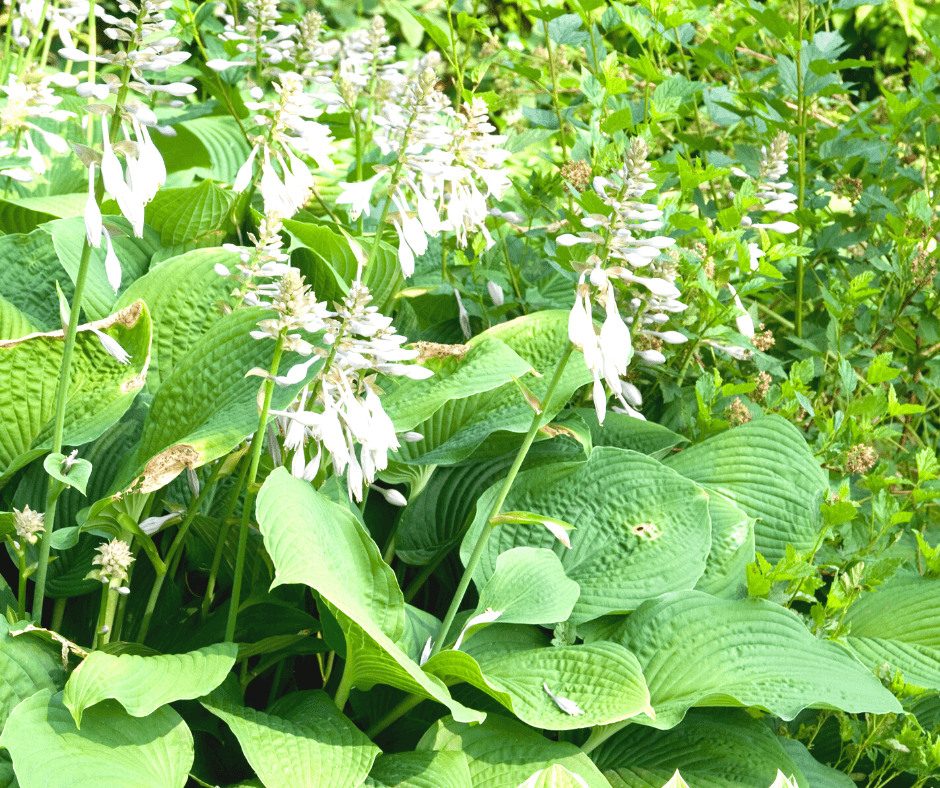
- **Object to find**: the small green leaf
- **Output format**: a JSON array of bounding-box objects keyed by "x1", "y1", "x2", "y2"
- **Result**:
[
  {"x1": 43, "y1": 453, "x2": 92, "y2": 495},
  {"x1": 63, "y1": 643, "x2": 238, "y2": 728}
]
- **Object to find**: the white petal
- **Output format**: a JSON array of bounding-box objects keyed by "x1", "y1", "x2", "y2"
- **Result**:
[
  {"x1": 102, "y1": 229, "x2": 122, "y2": 292},
  {"x1": 89, "y1": 327, "x2": 130, "y2": 364},
  {"x1": 84, "y1": 163, "x2": 102, "y2": 247}
]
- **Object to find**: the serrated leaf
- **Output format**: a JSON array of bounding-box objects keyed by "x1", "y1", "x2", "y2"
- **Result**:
[
  {"x1": 0, "y1": 301, "x2": 151, "y2": 487},
  {"x1": 366, "y1": 751, "x2": 472, "y2": 788},
  {"x1": 590, "y1": 709, "x2": 809, "y2": 788},
  {"x1": 664, "y1": 416, "x2": 827, "y2": 563},
  {"x1": 598, "y1": 590, "x2": 902, "y2": 729},
  {"x1": 115, "y1": 247, "x2": 238, "y2": 389},
  {"x1": 63, "y1": 643, "x2": 238, "y2": 728},
  {"x1": 256, "y1": 468, "x2": 484, "y2": 723},
  {"x1": 203, "y1": 689, "x2": 380, "y2": 788},
  {"x1": 418, "y1": 715, "x2": 610, "y2": 788},
  {"x1": 0, "y1": 690, "x2": 193, "y2": 788},
  {"x1": 462, "y1": 448, "x2": 711, "y2": 625},
  {"x1": 842, "y1": 574, "x2": 940, "y2": 690}
]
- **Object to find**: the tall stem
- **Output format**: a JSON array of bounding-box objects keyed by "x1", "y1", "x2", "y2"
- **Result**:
[
  {"x1": 224, "y1": 333, "x2": 286, "y2": 642},
  {"x1": 333, "y1": 653, "x2": 355, "y2": 710},
  {"x1": 794, "y1": 0, "x2": 806, "y2": 337},
  {"x1": 429, "y1": 343, "x2": 574, "y2": 658},
  {"x1": 31, "y1": 240, "x2": 94, "y2": 621}
]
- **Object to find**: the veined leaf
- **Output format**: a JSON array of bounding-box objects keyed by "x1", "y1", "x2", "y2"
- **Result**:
[
  {"x1": 203, "y1": 690, "x2": 379, "y2": 788},
  {"x1": 0, "y1": 690, "x2": 193, "y2": 788},
  {"x1": 0, "y1": 618, "x2": 66, "y2": 732},
  {"x1": 115, "y1": 247, "x2": 238, "y2": 389},
  {"x1": 664, "y1": 416, "x2": 827, "y2": 562},
  {"x1": 0, "y1": 226, "x2": 77, "y2": 330},
  {"x1": 575, "y1": 408, "x2": 687, "y2": 459},
  {"x1": 693, "y1": 494, "x2": 754, "y2": 599},
  {"x1": 597, "y1": 590, "x2": 902, "y2": 729},
  {"x1": 590, "y1": 709, "x2": 809, "y2": 788},
  {"x1": 183, "y1": 115, "x2": 253, "y2": 183},
  {"x1": 418, "y1": 715, "x2": 610, "y2": 788},
  {"x1": 0, "y1": 293, "x2": 42, "y2": 340},
  {"x1": 145, "y1": 180, "x2": 236, "y2": 246},
  {"x1": 0, "y1": 192, "x2": 86, "y2": 234},
  {"x1": 120, "y1": 307, "x2": 316, "y2": 494},
  {"x1": 366, "y1": 751, "x2": 472, "y2": 788},
  {"x1": 63, "y1": 643, "x2": 238, "y2": 728},
  {"x1": 462, "y1": 448, "x2": 711, "y2": 625},
  {"x1": 842, "y1": 574, "x2": 940, "y2": 690},
  {"x1": 0, "y1": 301, "x2": 151, "y2": 487},
  {"x1": 256, "y1": 468, "x2": 484, "y2": 723}
]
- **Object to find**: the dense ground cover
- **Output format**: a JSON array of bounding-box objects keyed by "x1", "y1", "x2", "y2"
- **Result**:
[{"x1": 0, "y1": 0, "x2": 938, "y2": 786}]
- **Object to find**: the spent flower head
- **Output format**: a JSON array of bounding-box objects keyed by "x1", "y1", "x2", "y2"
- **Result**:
[
  {"x1": 13, "y1": 505, "x2": 45, "y2": 547},
  {"x1": 91, "y1": 538, "x2": 135, "y2": 584}
]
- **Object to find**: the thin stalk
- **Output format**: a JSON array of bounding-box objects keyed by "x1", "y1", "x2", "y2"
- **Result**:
[
  {"x1": 50, "y1": 597, "x2": 66, "y2": 632},
  {"x1": 16, "y1": 546, "x2": 27, "y2": 620},
  {"x1": 92, "y1": 582, "x2": 110, "y2": 649},
  {"x1": 31, "y1": 240, "x2": 94, "y2": 621},
  {"x1": 365, "y1": 693, "x2": 424, "y2": 738},
  {"x1": 224, "y1": 333, "x2": 287, "y2": 642},
  {"x1": 333, "y1": 654, "x2": 355, "y2": 710},
  {"x1": 85, "y1": 0, "x2": 97, "y2": 146},
  {"x1": 429, "y1": 343, "x2": 574, "y2": 659},
  {"x1": 494, "y1": 221, "x2": 527, "y2": 313},
  {"x1": 794, "y1": 0, "x2": 807, "y2": 337},
  {"x1": 201, "y1": 449, "x2": 251, "y2": 621},
  {"x1": 538, "y1": 0, "x2": 568, "y2": 163}
]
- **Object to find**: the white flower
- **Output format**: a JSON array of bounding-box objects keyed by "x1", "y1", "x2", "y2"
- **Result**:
[
  {"x1": 453, "y1": 608, "x2": 503, "y2": 651},
  {"x1": 454, "y1": 289, "x2": 471, "y2": 338},
  {"x1": 101, "y1": 228, "x2": 122, "y2": 292},
  {"x1": 88, "y1": 327, "x2": 130, "y2": 364},
  {"x1": 336, "y1": 172, "x2": 382, "y2": 219},
  {"x1": 727, "y1": 283, "x2": 754, "y2": 338},
  {"x1": 542, "y1": 683, "x2": 585, "y2": 716}
]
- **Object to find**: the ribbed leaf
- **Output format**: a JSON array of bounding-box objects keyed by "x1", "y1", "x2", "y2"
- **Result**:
[
  {"x1": 366, "y1": 751, "x2": 472, "y2": 788},
  {"x1": 590, "y1": 709, "x2": 807, "y2": 788},
  {"x1": 0, "y1": 294, "x2": 41, "y2": 340},
  {"x1": 462, "y1": 448, "x2": 711, "y2": 625},
  {"x1": 842, "y1": 574, "x2": 940, "y2": 690},
  {"x1": 0, "y1": 618, "x2": 66, "y2": 732},
  {"x1": 418, "y1": 715, "x2": 610, "y2": 788},
  {"x1": 115, "y1": 247, "x2": 238, "y2": 389},
  {"x1": 0, "y1": 690, "x2": 193, "y2": 788},
  {"x1": 576, "y1": 409, "x2": 687, "y2": 460},
  {"x1": 145, "y1": 180, "x2": 236, "y2": 246},
  {"x1": 0, "y1": 192, "x2": 86, "y2": 233},
  {"x1": 63, "y1": 643, "x2": 238, "y2": 728},
  {"x1": 120, "y1": 308, "x2": 315, "y2": 494},
  {"x1": 256, "y1": 468, "x2": 484, "y2": 723},
  {"x1": 46, "y1": 216, "x2": 162, "y2": 320},
  {"x1": 519, "y1": 765, "x2": 595, "y2": 788},
  {"x1": 599, "y1": 591, "x2": 902, "y2": 729},
  {"x1": 424, "y1": 640, "x2": 653, "y2": 730},
  {"x1": 664, "y1": 416, "x2": 827, "y2": 562},
  {"x1": 693, "y1": 494, "x2": 754, "y2": 599},
  {"x1": 203, "y1": 690, "x2": 379, "y2": 788},
  {"x1": 777, "y1": 739, "x2": 855, "y2": 788},
  {"x1": 0, "y1": 226, "x2": 75, "y2": 329},
  {"x1": 0, "y1": 301, "x2": 151, "y2": 486},
  {"x1": 183, "y1": 116, "x2": 252, "y2": 183}
]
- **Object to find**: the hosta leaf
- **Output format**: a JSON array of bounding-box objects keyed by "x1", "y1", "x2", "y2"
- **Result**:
[
  {"x1": 471, "y1": 547, "x2": 580, "y2": 629},
  {"x1": 590, "y1": 709, "x2": 808, "y2": 788},
  {"x1": 0, "y1": 293, "x2": 41, "y2": 340},
  {"x1": 462, "y1": 448, "x2": 711, "y2": 625},
  {"x1": 663, "y1": 416, "x2": 827, "y2": 562},
  {"x1": 842, "y1": 574, "x2": 940, "y2": 690},
  {"x1": 115, "y1": 247, "x2": 238, "y2": 389},
  {"x1": 203, "y1": 690, "x2": 379, "y2": 788},
  {"x1": 575, "y1": 409, "x2": 687, "y2": 460},
  {"x1": 182, "y1": 115, "x2": 253, "y2": 183},
  {"x1": 598, "y1": 590, "x2": 902, "y2": 729},
  {"x1": 0, "y1": 301, "x2": 151, "y2": 486},
  {"x1": 120, "y1": 307, "x2": 315, "y2": 494},
  {"x1": 145, "y1": 180, "x2": 236, "y2": 246},
  {"x1": 387, "y1": 312, "x2": 592, "y2": 466},
  {"x1": 256, "y1": 468, "x2": 483, "y2": 723},
  {"x1": 418, "y1": 715, "x2": 610, "y2": 788},
  {"x1": 776, "y1": 739, "x2": 855, "y2": 788},
  {"x1": 366, "y1": 751, "x2": 472, "y2": 788},
  {"x1": 0, "y1": 690, "x2": 193, "y2": 788},
  {"x1": 0, "y1": 618, "x2": 66, "y2": 732},
  {"x1": 63, "y1": 643, "x2": 238, "y2": 728},
  {"x1": 0, "y1": 226, "x2": 77, "y2": 329},
  {"x1": 424, "y1": 640, "x2": 653, "y2": 730},
  {"x1": 518, "y1": 765, "x2": 593, "y2": 788},
  {"x1": 0, "y1": 192, "x2": 86, "y2": 234},
  {"x1": 46, "y1": 216, "x2": 162, "y2": 320},
  {"x1": 693, "y1": 494, "x2": 754, "y2": 599}
]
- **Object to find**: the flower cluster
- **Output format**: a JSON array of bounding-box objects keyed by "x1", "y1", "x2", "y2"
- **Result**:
[
  {"x1": 89, "y1": 538, "x2": 135, "y2": 585},
  {"x1": 12, "y1": 505, "x2": 45, "y2": 548},
  {"x1": 217, "y1": 212, "x2": 293, "y2": 304},
  {"x1": 234, "y1": 71, "x2": 335, "y2": 218}
]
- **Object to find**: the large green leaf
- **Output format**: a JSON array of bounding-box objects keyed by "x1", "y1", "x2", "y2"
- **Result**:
[
  {"x1": 418, "y1": 715, "x2": 610, "y2": 788},
  {"x1": 842, "y1": 575, "x2": 940, "y2": 690},
  {"x1": 0, "y1": 192, "x2": 86, "y2": 234},
  {"x1": 0, "y1": 618, "x2": 66, "y2": 732},
  {"x1": 256, "y1": 468, "x2": 483, "y2": 723},
  {"x1": 776, "y1": 739, "x2": 855, "y2": 788},
  {"x1": 663, "y1": 416, "x2": 827, "y2": 563},
  {"x1": 366, "y1": 751, "x2": 472, "y2": 788},
  {"x1": 183, "y1": 116, "x2": 253, "y2": 183},
  {"x1": 0, "y1": 226, "x2": 75, "y2": 329},
  {"x1": 0, "y1": 690, "x2": 193, "y2": 788},
  {"x1": 0, "y1": 301, "x2": 152, "y2": 486},
  {"x1": 693, "y1": 494, "x2": 754, "y2": 599},
  {"x1": 119, "y1": 307, "x2": 313, "y2": 494},
  {"x1": 575, "y1": 409, "x2": 687, "y2": 460},
  {"x1": 597, "y1": 591, "x2": 902, "y2": 729},
  {"x1": 424, "y1": 639, "x2": 653, "y2": 730},
  {"x1": 462, "y1": 448, "x2": 711, "y2": 625},
  {"x1": 387, "y1": 312, "x2": 592, "y2": 466},
  {"x1": 46, "y1": 216, "x2": 162, "y2": 321},
  {"x1": 590, "y1": 709, "x2": 808, "y2": 788},
  {"x1": 145, "y1": 180, "x2": 236, "y2": 246},
  {"x1": 0, "y1": 294, "x2": 41, "y2": 340},
  {"x1": 115, "y1": 247, "x2": 238, "y2": 389},
  {"x1": 203, "y1": 690, "x2": 379, "y2": 788},
  {"x1": 63, "y1": 643, "x2": 238, "y2": 728}
]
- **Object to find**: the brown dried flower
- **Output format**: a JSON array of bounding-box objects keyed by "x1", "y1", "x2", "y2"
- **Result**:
[{"x1": 845, "y1": 444, "x2": 878, "y2": 474}]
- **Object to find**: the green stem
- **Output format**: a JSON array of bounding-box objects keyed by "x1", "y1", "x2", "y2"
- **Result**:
[
  {"x1": 50, "y1": 597, "x2": 66, "y2": 632},
  {"x1": 538, "y1": 0, "x2": 568, "y2": 163},
  {"x1": 794, "y1": 0, "x2": 806, "y2": 337},
  {"x1": 93, "y1": 582, "x2": 110, "y2": 649},
  {"x1": 429, "y1": 343, "x2": 574, "y2": 658},
  {"x1": 16, "y1": 545, "x2": 27, "y2": 620},
  {"x1": 224, "y1": 334, "x2": 287, "y2": 642},
  {"x1": 365, "y1": 693, "x2": 424, "y2": 738},
  {"x1": 580, "y1": 721, "x2": 625, "y2": 755},
  {"x1": 32, "y1": 239, "x2": 94, "y2": 622},
  {"x1": 333, "y1": 654, "x2": 355, "y2": 710},
  {"x1": 135, "y1": 571, "x2": 167, "y2": 644}
]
